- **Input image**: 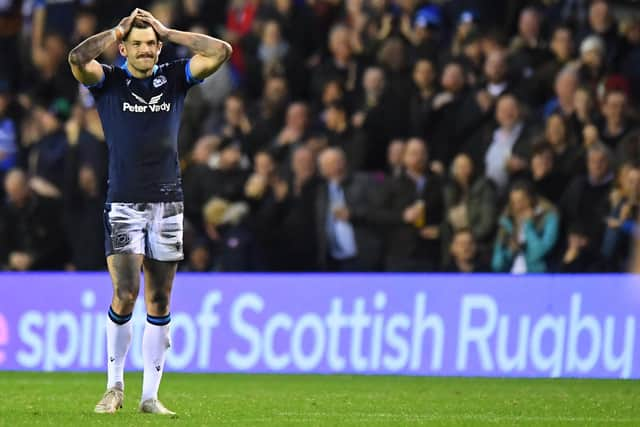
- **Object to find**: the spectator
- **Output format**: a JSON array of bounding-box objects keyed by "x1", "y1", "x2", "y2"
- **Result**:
[
  {"x1": 532, "y1": 25, "x2": 575, "y2": 107},
  {"x1": 246, "y1": 19, "x2": 304, "y2": 98},
  {"x1": 278, "y1": 145, "x2": 321, "y2": 271},
  {"x1": 556, "y1": 222, "x2": 598, "y2": 273},
  {"x1": 544, "y1": 67, "x2": 578, "y2": 119},
  {"x1": 181, "y1": 239, "x2": 213, "y2": 272},
  {"x1": 492, "y1": 180, "x2": 559, "y2": 274},
  {"x1": 401, "y1": 5, "x2": 441, "y2": 62},
  {"x1": 443, "y1": 153, "x2": 497, "y2": 264},
  {"x1": 579, "y1": 0, "x2": 622, "y2": 69},
  {"x1": 597, "y1": 90, "x2": 636, "y2": 150},
  {"x1": 577, "y1": 35, "x2": 607, "y2": 92},
  {"x1": 316, "y1": 147, "x2": 380, "y2": 271},
  {"x1": 543, "y1": 113, "x2": 581, "y2": 180},
  {"x1": 244, "y1": 150, "x2": 288, "y2": 270},
  {"x1": 601, "y1": 164, "x2": 640, "y2": 271},
  {"x1": 311, "y1": 24, "x2": 362, "y2": 101},
  {"x1": 423, "y1": 61, "x2": 470, "y2": 170},
  {"x1": 272, "y1": 101, "x2": 310, "y2": 165},
  {"x1": 27, "y1": 103, "x2": 71, "y2": 197},
  {"x1": 509, "y1": 7, "x2": 550, "y2": 82},
  {"x1": 561, "y1": 143, "x2": 614, "y2": 252},
  {"x1": 0, "y1": 168, "x2": 67, "y2": 270},
  {"x1": 529, "y1": 142, "x2": 565, "y2": 206},
  {"x1": 250, "y1": 75, "x2": 290, "y2": 148},
  {"x1": 62, "y1": 105, "x2": 107, "y2": 271},
  {"x1": 372, "y1": 138, "x2": 444, "y2": 271},
  {"x1": 183, "y1": 141, "x2": 249, "y2": 232},
  {"x1": 30, "y1": 32, "x2": 77, "y2": 107},
  {"x1": 476, "y1": 94, "x2": 532, "y2": 194},
  {"x1": 214, "y1": 94, "x2": 254, "y2": 154},
  {"x1": 621, "y1": 18, "x2": 640, "y2": 106},
  {"x1": 409, "y1": 58, "x2": 437, "y2": 138},
  {"x1": 386, "y1": 139, "x2": 405, "y2": 179},
  {"x1": 445, "y1": 228, "x2": 490, "y2": 273},
  {"x1": 351, "y1": 66, "x2": 401, "y2": 171},
  {"x1": 0, "y1": 81, "x2": 17, "y2": 183},
  {"x1": 324, "y1": 101, "x2": 365, "y2": 170}
]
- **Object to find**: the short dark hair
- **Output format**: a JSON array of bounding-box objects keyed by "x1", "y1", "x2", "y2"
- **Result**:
[{"x1": 124, "y1": 19, "x2": 160, "y2": 42}]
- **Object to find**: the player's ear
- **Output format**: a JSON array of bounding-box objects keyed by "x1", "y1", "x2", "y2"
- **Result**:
[
  {"x1": 118, "y1": 42, "x2": 127, "y2": 58},
  {"x1": 157, "y1": 40, "x2": 162, "y2": 58}
]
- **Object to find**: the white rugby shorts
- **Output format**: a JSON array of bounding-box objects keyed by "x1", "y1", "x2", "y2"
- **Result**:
[{"x1": 103, "y1": 202, "x2": 184, "y2": 261}]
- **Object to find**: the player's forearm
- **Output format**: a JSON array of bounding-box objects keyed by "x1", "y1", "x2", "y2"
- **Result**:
[
  {"x1": 68, "y1": 28, "x2": 120, "y2": 65},
  {"x1": 166, "y1": 29, "x2": 232, "y2": 61}
]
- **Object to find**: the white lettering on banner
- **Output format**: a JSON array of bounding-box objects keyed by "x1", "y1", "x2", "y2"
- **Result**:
[
  {"x1": 566, "y1": 294, "x2": 601, "y2": 373},
  {"x1": 603, "y1": 317, "x2": 635, "y2": 378},
  {"x1": 16, "y1": 311, "x2": 44, "y2": 368},
  {"x1": 325, "y1": 299, "x2": 348, "y2": 371},
  {"x1": 226, "y1": 293, "x2": 263, "y2": 370},
  {"x1": 166, "y1": 313, "x2": 196, "y2": 369},
  {"x1": 9, "y1": 289, "x2": 637, "y2": 378},
  {"x1": 291, "y1": 314, "x2": 325, "y2": 371},
  {"x1": 382, "y1": 314, "x2": 410, "y2": 371},
  {"x1": 410, "y1": 293, "x2": 444, "y2": 371},
  {"x1": 79, "y1": 291, "x2": 95, "y2": 367},
  {"x1": 263, "y1": 314, "x2": 292, "y2": 370},
  {"x1": 370, "y1": 292, "x2": 386, "y2": 370},
  {"x1": 196, "y1": 292, "x2": 222, "y2": 369},
  {"x1": 455, "y1": 293, "x2": 635, "y2": 378},
  {"x1": 496, "y1": 316, "x2": 530, "y2": 372},
  {"x1": 530, "y1": 315, "x2": 566, "y2": 377},
  {"x1": 43, "y1": 312, "x2": 79, "y2": 371},
  {"x1": 457, "y1": 295, "x2": 498, "y2": 371},
  {"x1": 349, "y1": 299, "x2": 371, "y2": 372}
]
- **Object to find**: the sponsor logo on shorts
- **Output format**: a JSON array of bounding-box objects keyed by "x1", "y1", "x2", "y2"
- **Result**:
[{"x1": 112, "y1": 233, "x2": 131, "y2": 249}]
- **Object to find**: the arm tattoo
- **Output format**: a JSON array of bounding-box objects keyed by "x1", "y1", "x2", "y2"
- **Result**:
[
  {"x1": 69, "y1": 29, "x2": 117, "y2": 66},
  {"x1": 167, "y1": 30, "x2": 231, "y2": 62}
]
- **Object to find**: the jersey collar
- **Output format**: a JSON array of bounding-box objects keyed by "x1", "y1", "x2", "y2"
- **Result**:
[{"x1": 121, "y1": 61, "x2": 159, "y2": 78}]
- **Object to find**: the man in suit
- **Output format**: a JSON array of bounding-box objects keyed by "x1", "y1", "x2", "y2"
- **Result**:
[
  {"x1": 371, "y1": 138, "x2": 445, "y2": 271},
  {"x1": 315, "y1": 147, "x2": 381, "y2": 271}
]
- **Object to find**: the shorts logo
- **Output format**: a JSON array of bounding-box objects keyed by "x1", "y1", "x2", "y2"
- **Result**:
[
  {"x1": 153, "y1": 75, "x2": 167, "y2": 88},
  {"x1": 113, "y1": 232, "x2": 131, "y2": 249}
]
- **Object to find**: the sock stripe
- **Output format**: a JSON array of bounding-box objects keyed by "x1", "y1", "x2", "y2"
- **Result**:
[
  {"x1": 147, "y1": 313, "x2": 171, "y2": 326},
  {"x1": 108, "y1": 306, "x2": 132, "y2": 325}
]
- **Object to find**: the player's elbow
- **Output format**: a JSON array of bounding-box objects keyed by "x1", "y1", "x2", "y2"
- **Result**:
[
  {"x1": 223, "y1": 42, "x2": 233, "y2": 62},
  {"x1": 68, "y1": 50, "x2": 81, "y2": 66}
]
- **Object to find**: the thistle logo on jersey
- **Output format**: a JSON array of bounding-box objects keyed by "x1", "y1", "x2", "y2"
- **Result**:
[
  {"x1": 153, "y1": 75, "x2": 167, "y2": 88},
  {"x1": 123, "y1": 92, "x2": 171, "y2": 113}
]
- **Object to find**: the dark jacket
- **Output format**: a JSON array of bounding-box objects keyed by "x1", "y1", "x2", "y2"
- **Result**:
[
  {"x1": 315, "y1": 173, "x2": 382, "y2": 270},
  {"x1": 0, "y1": 194, "x2": 68, "y2": 270},
  {"x1": 560, "y1": 174, "x2": 613, "y2": 250},
  {"x1": 370, "y1": 172, "x2": 445, "y2": 271}
]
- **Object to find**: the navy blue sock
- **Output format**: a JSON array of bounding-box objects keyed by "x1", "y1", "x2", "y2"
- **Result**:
[{"x1": 108, "y1": 306, "x2": 132, "y2": 325}]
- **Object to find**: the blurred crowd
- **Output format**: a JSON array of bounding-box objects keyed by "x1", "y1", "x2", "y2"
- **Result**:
[{"x1": 1, "y1": 0, "x2": 640, "y2": 273}]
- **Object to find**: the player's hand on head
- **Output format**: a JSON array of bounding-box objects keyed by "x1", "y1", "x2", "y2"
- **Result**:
[
  {"x1": 136, "y1": 9, "x2": 170, "y2": 39},
  {"x1": 117, "y1": 8, "x2": 141, "y2": 38}
]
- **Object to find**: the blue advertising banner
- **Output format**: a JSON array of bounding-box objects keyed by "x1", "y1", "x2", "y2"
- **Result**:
[{"x1": 0, "y1": 273, "x2": 638, "y2": 378}]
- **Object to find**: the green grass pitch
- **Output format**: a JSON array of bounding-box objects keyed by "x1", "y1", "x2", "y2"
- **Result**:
[{"x1": 0, "y1": 372, "x2": 638, "y2": 426}]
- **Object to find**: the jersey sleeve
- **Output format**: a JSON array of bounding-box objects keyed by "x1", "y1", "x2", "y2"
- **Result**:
[
  {"x1": 170, "y1": 58, "x2": 204, "y2": 93},
  {"x1": 86, "y1": 64, "x2": 114, "y2": 99}
]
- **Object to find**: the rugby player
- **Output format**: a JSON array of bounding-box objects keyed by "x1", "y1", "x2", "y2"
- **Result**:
[{"x1": 68, "y1": 8, "x2": 231, "y2": 415}]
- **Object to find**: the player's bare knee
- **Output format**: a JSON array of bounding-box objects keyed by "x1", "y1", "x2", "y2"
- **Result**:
[
  {"x1": 115, "y1": 285, "x2": 138, "y2": 307},
  {"x1": 149, "y1": 290, "x2": 170, "y2": 314}
]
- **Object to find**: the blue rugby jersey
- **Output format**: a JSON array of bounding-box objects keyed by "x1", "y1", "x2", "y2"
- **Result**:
[{"x1": 88, "y1": 59, "x2": 201, "y2": 203}]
